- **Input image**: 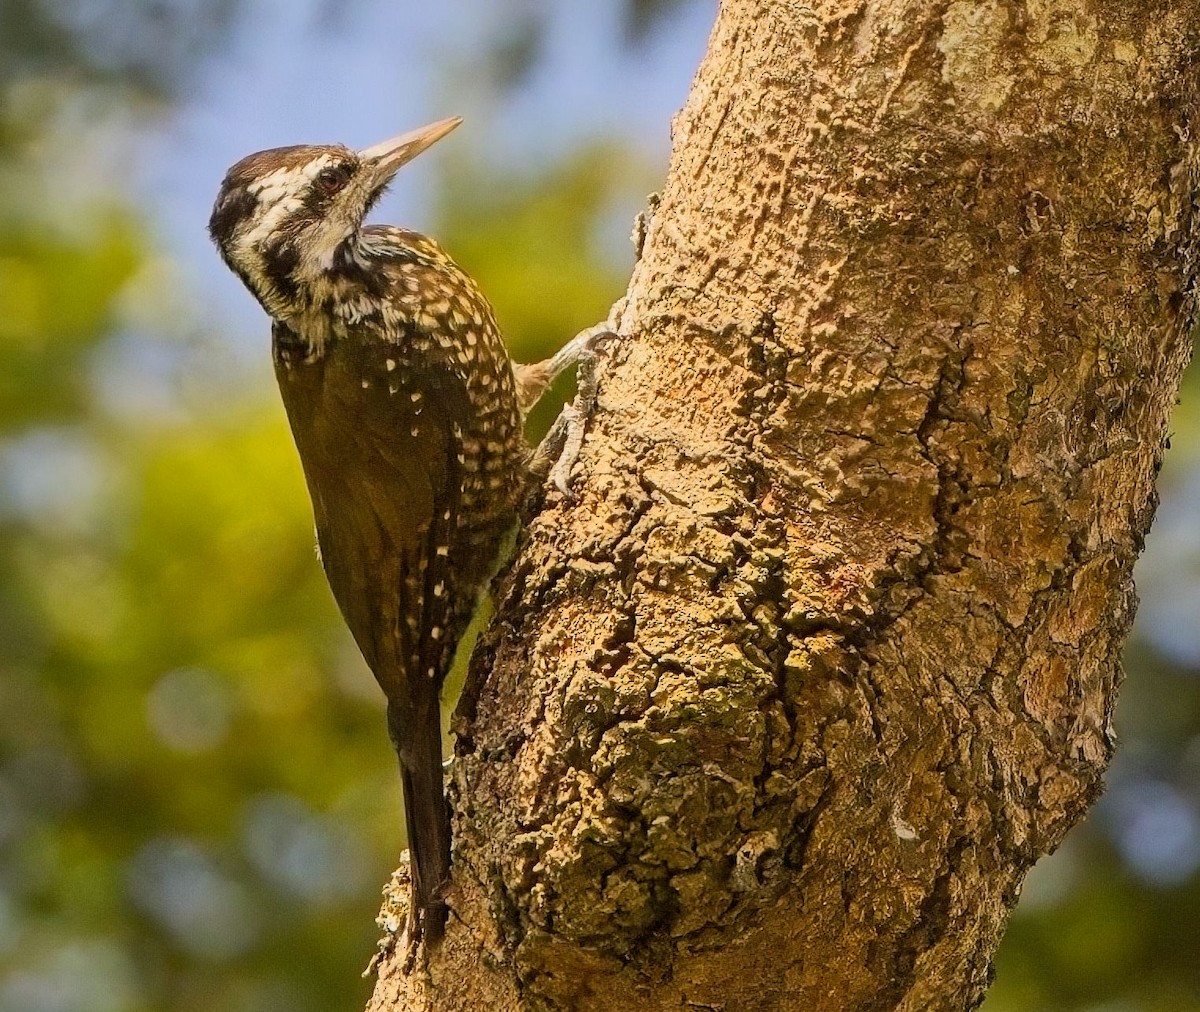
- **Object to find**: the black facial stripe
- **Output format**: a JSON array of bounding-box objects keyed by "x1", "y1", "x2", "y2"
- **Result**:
[
  {"x1": 261, "y1": 240, "x2": 300, "y2": 303},
  {"x1": 208, "y1": 186, "x2": 257, "y2": 245}
]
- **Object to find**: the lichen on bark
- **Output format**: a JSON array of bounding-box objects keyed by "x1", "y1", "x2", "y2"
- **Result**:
[{"x1": 368, "y1": 2, "x2": 1200, "y2": 1009}]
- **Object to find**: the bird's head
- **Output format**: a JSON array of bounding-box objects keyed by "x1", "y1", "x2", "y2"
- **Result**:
[{"x1": 208, "y1": 116, "x2": 461, "y2": 317}]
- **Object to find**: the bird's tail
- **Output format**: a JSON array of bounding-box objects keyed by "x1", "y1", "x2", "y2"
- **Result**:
[{"x1": 394, "y1": 705, "x2": 451, "y2": 947}]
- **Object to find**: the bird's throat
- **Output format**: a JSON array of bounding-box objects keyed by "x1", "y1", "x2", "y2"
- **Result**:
[{"x1": 258, "y1": 233, "x2": 376, "y2": 360}]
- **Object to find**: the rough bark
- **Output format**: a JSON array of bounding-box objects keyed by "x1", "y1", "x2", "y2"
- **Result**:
[{"x1": 367, "y1": 1, "x2": 1200, "y2": 1009}]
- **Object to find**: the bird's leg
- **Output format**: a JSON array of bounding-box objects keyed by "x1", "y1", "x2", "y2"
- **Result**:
[
  {"x1": 514, "y1": 322, "x2": 605, "y2": 413},
  {"x1": 522, "y1": 322, "x2": 619, "y2": 495}
]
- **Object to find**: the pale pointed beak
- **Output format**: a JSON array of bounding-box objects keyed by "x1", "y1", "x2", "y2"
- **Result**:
[{"x1": 358, "y1": 116, "x2": 462, "y2": 185}]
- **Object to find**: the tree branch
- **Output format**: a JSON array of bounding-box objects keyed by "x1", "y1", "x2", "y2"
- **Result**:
[{"x1": 369, "y1": 1, "x2": 1200, "y2": 1008}]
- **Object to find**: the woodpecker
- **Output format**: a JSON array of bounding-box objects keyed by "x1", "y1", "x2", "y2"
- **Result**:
[{"x1": 208, "y1": 117, "x2": 600, "y2": 956}]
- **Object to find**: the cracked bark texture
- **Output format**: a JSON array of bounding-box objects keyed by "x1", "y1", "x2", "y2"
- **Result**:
[{"x1": 367, "y1": 1, "x2": 1200, "y2": 1009}]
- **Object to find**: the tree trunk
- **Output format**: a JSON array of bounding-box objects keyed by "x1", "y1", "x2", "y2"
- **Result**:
[{"x1": 367, "y1": 1, "x2": 1200, "y2": 1008}]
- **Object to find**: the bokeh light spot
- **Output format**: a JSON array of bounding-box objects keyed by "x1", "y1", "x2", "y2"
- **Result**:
[
  {"x1": 145, "y1": 666, "x2": 232, "y2": 753},
  {"x1": 127, "y1": 837, "x2": 260, "y2": 959}
]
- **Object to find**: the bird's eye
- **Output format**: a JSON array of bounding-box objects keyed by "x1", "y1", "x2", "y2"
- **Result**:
[{"x1": 315, "y1": 165, "x2": 351, "y2": 196}]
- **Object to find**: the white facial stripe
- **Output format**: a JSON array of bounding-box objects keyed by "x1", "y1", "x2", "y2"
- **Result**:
[
  {"x1": 226, "y1": 151, "x2": 369, "y2": 306},
  {"x1": 246, "y1": 155, "x2": 335, "y2": 196},
  {"x1": 241, "y1": 195, "x2": 301, "y2": 250},
  {"x1": 233, "y1": 157, "x2": 333, "y2": 257}
]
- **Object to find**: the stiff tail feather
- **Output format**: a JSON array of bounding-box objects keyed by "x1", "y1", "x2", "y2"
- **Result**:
[{"x1": 397, "y1": 706, "x2": 451, "y2": 948}]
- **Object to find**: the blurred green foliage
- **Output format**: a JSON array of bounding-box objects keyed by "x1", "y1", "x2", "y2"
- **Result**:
[
  {"x1": 0, "y1": 219, "x2": 141, "y2": 428},
  {"x1": 0, "y1": 3, "x2": 1197, "y2": 1011}
]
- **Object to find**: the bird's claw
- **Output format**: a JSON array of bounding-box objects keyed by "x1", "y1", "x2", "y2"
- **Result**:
[{"x1": 527, "y1": 324, "x2": 618, "y2": 497}]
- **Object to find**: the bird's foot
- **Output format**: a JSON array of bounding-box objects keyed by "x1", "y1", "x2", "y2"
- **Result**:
[{"x1": 527, "y1": 323, "x2": 619, "y2": 496}]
